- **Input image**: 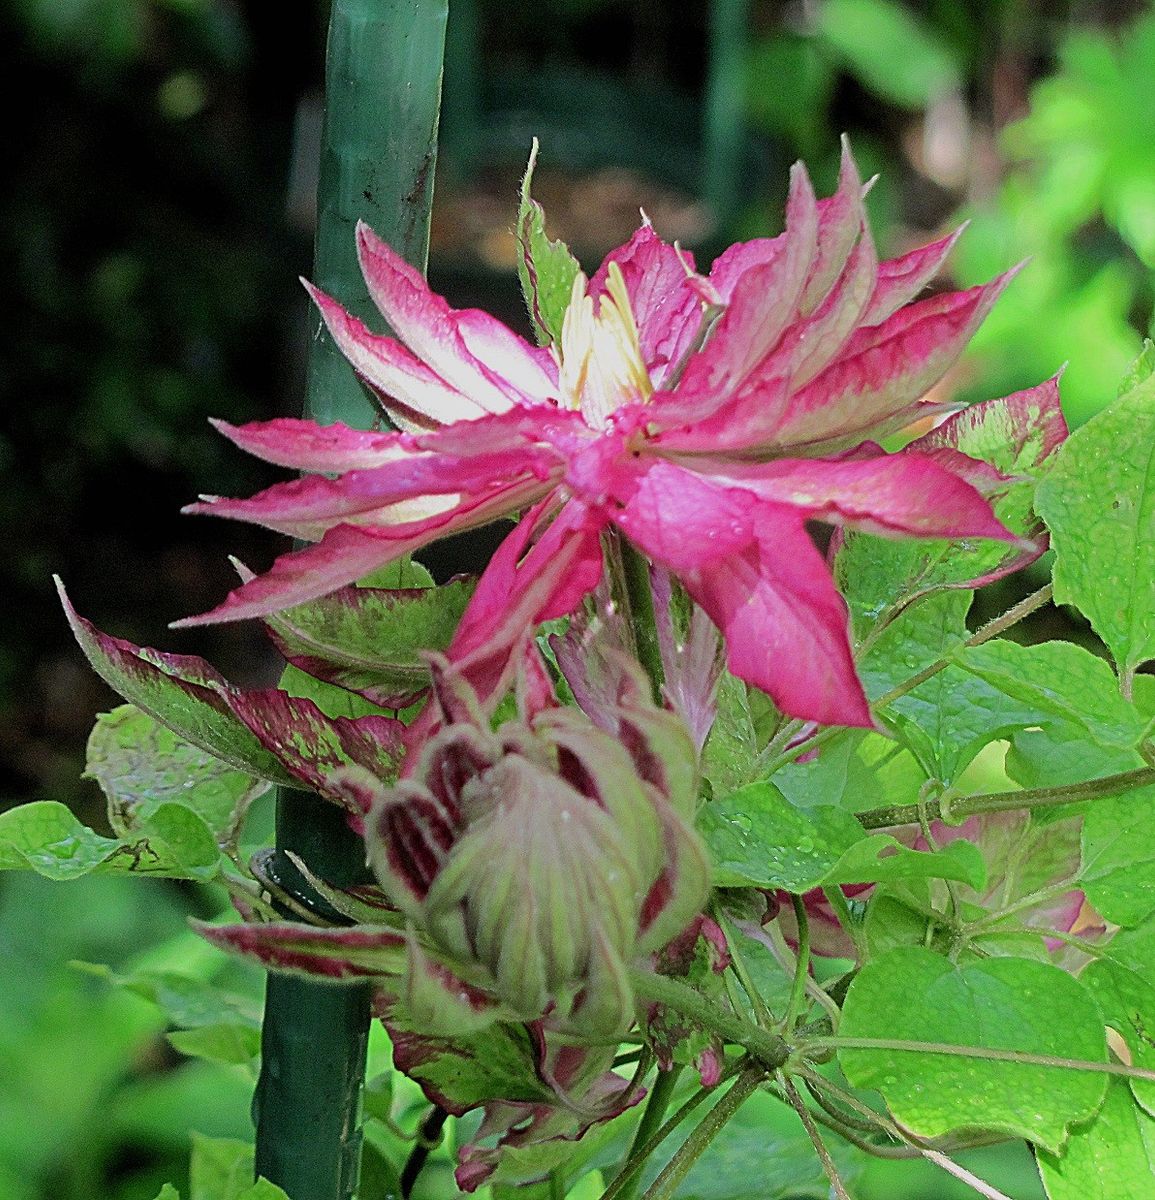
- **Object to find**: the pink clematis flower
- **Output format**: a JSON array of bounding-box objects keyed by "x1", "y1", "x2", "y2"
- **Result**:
[{"x1": 180, "y1": 145, "x2": 1019, "y2": 728}]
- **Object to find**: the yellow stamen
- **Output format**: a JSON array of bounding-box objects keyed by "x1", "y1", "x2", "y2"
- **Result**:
[{"x1": 556, "y1": 263, "x2": 652, "y2": 427}]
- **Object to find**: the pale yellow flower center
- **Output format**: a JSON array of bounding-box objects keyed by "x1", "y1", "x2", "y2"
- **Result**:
[{"x1": 556, "y1": 262, "x2": 652, "y2": 427}]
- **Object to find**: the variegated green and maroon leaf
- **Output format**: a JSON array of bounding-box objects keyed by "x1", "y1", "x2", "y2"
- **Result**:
[
  {"x1": 58, "y1": 580, "x2": 296, "y2": 787},
  {"x1": 258, "y1": 574, "x2": 476, "y2": 707},
  {"x1": 193, "y1": 920, "x2": 406, "y2": 980},
  {"x1": 224, "y1": 688, "x2": 404, "y2": 812}
]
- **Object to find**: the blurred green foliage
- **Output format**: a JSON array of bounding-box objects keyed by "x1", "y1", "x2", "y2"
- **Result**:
[{"x1": 5, "y1": 1, "x2": 1155, "y2": 1197}]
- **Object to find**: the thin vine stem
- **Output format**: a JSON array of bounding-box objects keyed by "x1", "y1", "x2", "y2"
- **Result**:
[
  {"x1": 780, "y1": 1075, "x2": 852, "y2": 1200},
  {"x1": 711, "y1": 901, "x2": 775, "y2": 1027},
  {"x1": 640, "y1": 1067, "x2": 764, "y2": 1200},
  {"x1": 856, "y1": 765, "x2": 1155, "y2": 830},
  {"x1": 804, "y1": 1036, "x2": 1155, "y2": 1083},
  {"x1": 597, "y1": 1069, "x2": 734, "y2": 1200},
  {"x1": 612, "y1": 1064, "x2": 683, "y2": 1200},
  {"x1": 629, "y1": 969, "x2": 790, "y2": 1069},
  {"x1": 782, "y1": 895, "x2": 811, "y2": 1034}
]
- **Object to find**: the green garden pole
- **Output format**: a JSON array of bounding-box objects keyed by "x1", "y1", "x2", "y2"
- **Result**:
[
  {"x1": 703, "y1": 0, "x2": 749, "y2": 229},
  {"x1": 253, "y1": 3, "x2": 448, "y2": 1197}
]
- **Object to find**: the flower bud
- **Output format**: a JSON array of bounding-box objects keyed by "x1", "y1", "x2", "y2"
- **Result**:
[{"x1": 365, "y1": 665, "x2": 710, "y2": 1035}]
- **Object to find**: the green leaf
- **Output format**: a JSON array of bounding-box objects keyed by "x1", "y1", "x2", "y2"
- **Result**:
[
  {"x1": 357, "y1": 554, "x2": 435, "y2": 589},
  {"x1": 816, "y1": 0, "x2": 959, "y2": 109},
  {"x1": 86, "y1": 704, "x2": 267, "y2": 850},
  {"x1": 839, "y1": 947, "x2": 1108, "y2": 1153},
  {"x1": 153, "y1": 1187, "x2": 182, "y2": 1200},
  {"x1": 954, "y1": 639, "x2": 1146, "y2": 749},
  {"x1": 702, "y1": 671, "x2": 761, "y2": 797},
  {"x1": 1037, "y1": 1078, "x2": 1155, "y2": 1200},
  {"x1": 386, "y1": 1016, "x2": 555, "y2": 1114},
  {"x1": 1037, "y1": 370, "x2": 1155, "y2": 689},
  {"x1": 1081, "y1": 781, "x2": 1155, "y2": 926},
  {"x1": 517, "y1": 139, "x2": 582, "y2": 346},
  {"x1": 58, "y1": 580, "x2": 295, "y2": 787},
  {"x1": 167, "y1": 1023, "x2": 261, "y2": 1065},
  {"x1": 76, "y1": 963, "x2": 261, "y2": 1031},
  {"x1": 0, "y1": 800, "x2": 220, "y2": 882},
  {"x1": 189, "y1": 1134, "x2": 254, "y2": 1200},
  {"x1": 263, "y1": 577, "x2": 475, "y2": 709},
  {"x1": 1117, "y1": 337, "x2": 1155, "y2": 396},
  {"x1": 860, "y1": 594, "x2": 1047, "y2": 782},
  {"x1": 1080, "y1": 958, "x2": 1155, "y2": 1115},
  {"x1": 699, "y1": 782, "x2": 984, "y2": 892}
]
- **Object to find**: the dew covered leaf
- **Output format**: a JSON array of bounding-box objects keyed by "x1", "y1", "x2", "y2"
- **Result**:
[
  {"x1": 0, "y1": 800, "x2": 220, "y2": 882},
  {"x1": 1080, "y1": 780, "x2": 1155, "y2": 926},
  {"x1": 1080, "y1": 958, "x2": 1155, "y2": 1116},
  {"x1": 86, "y1": 704, "x2": 267, "y2": 852},
  {"x1": 838, "y1": 946, "x2": 1108, "y2": 1153},
  {"x1": 1037, "y1": 1078, "x2": 1155, "y2": 1200},
  {"x1": 699, "y1": 781, "x2": 984, "y2": 892},
  {"x1": 1036, "y1": 368, "x2": 1155, "y2": 689},
  {"x1": 859, "y1": 593, "x2": 1048, "y2": 782}
]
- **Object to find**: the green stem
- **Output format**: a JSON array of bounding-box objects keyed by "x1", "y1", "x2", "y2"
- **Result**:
[
  {"x1": 820, "y1": 885, "x2": 863, "y2": 964},
  {"x1": 629, "y1": 969, "x2": 790, "y2": 1069},
  {"x1": 711, "y1": 901, "x2": 774, "y2": 1026},
  {"x1": 855, "y1": 765, "x2": 1155, "y2": 830},
  {"x1": 804, "y1": 1037, "x2": 1155, "y2": 1083},
  {"x1": 619, "y1": 535, "x2": 666, "y2": 702},
  {"x1": 641, "y1": 1068, "x2": 764, "y2": 1200},
  {"x1": 780, "y1": 1076, "x2": 852, "y2": 1200},
  {"x1": 254, "y1": 4, "x2": 448, "y2": 1198},
  {"x1": 782, "y1": 895, "x2": 811, "y2": 1034},
  {"x1": 613, "y1": 1065, "x2": 684, "y2": 1200},
  {"x1": 598, "y1": 1072, "x2": 732, "y2": 1200}
]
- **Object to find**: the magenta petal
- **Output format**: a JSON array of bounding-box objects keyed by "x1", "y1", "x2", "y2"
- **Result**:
[
  {"x1": 612, "y1": 460, "x2": 754, "y2": 570},
  {"x1": 588, "y1": 223, "x2": 702, "y2": 387},
  {"x1": 305, "y1": 282, "x2": 493, "y2": 426},
  {"x1": 210, "y1": 417, "x2": 407, "y2": 472},
  {"x1": 802, "y1": 138, "x2": 866, "y2": 314},
  {"x1": 679, "y1": 505, "x2": 873, "y2": 728},
  {"x1": 699, "y1": 453, "x2": 1016, "y2": 541},
  {"x1": 773, "y1": 269, "x2": 1020, "y2": 448},
  {"x1": 446, "y1": 500, "x2": 608, "y2": 707},
  {"x1": 862, "y1": 226, "x2": 966, "y2": 327},
  {"x1": 185, "y1": 442, "x2": 559, "y2": 540},
  {"x1": 356, "y1": 222, "x2": 548, "y2": 412},
  {"x1": 677, "y1": 163, "x2": 818, "y2": 399},
  {"x1": 174, "y1": 481, "x2": 548, "y2": 626}
]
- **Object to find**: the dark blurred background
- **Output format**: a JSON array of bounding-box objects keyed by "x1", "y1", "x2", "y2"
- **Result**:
[{"x1": 2, "y1": 1, "x2": 1153, "y2": 1197}]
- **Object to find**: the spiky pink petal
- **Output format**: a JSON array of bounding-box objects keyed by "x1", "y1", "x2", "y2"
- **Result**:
[
  {"x1": 861, "y1": 226, "x2": 966, "y2": 327},
  {"x1": 209, "y1": 416, "x2": 407, "y2": 472},
  {"x1": 676, "y1": 163, "x2": 818, "y2": 398},
  {"x1": 174, "y1": 478, "x2": 550, "y2": 626},
  {"x1": 802, "y1": 137, "x2": 867, "y2": 314},
  {"x1": 678, "y1": 505, "x2": 873, "y2": 728},
  {"x1": 356, "y1": 222, "x2": 551, "y2": 413},
  {"x1": 305, "y1": 282, "x2": 494, "y2": 427},
  {"x1": 696, "y1": 453, "x2": 1017, "y2": 541},
  {"x1": 772, "y1": 269, "x2": 1020, "y2": 449},
  {"x1": 587, "y1": 223, "x2": 702, "y2": 387}
]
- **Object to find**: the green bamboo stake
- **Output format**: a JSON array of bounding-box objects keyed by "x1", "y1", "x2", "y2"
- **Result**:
[
  {"x1": 703, "y1": 0, "x2": 749, "y2": 229},
  {"x1": 253, "y1": 4, "x2": 448, "y2": 1197}
]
